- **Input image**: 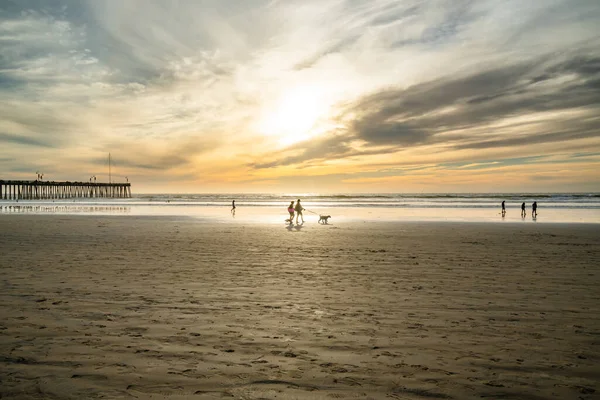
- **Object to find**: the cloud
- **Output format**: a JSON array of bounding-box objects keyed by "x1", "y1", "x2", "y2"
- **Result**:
[
  {"x1": 292, "y1": 0, "x2": 480, "y2": 70},
  {"x1": 95, "y1": 135, "x2": 222, "y2": 172},
  {"x1": 0, "y1": 8, "x2": 106, "y2": 87},
  {"x1": 346, "y1": 52, "x2": 600, "y2": 148},
  {"x1": 251, "y1": 133, "x2": 357, "y2": 168},
  {"x1": 0, "y1": 132, "x2": 55, "y2": 148},
  {"x1": 254, "y1": 49, "x2": 600, "y2": 169}
]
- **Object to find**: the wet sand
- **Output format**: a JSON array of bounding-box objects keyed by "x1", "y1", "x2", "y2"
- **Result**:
[{"x1": 0, "y1": 215, "x2": 599, "y2": 399}]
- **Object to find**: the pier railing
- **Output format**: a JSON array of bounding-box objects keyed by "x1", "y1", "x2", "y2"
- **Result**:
[{"x1": 0, "y1": 180, "x2": 131, "y2": 200}]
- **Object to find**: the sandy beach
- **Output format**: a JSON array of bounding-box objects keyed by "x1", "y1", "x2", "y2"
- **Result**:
[{"x1": 0, "y1": 215, "x2": 599, "y2": 399}]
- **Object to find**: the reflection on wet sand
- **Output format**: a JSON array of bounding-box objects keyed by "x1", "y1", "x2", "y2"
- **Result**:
[{"x1": 0, "y1": 205, "x2": 130, "y2": 214}]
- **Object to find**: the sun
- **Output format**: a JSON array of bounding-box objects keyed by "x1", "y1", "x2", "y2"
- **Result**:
[{"x1": 257, "y1": 86, "x2": 329, "y2": 146}]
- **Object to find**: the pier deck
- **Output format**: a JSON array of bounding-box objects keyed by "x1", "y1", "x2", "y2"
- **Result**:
[{"x1": 0, "y1": 180, "x2": 131, "y2": 200}]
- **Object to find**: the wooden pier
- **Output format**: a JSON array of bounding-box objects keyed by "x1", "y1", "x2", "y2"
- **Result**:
[{"x1": 0, "y1": 180, "x2": 131, "y2": 200}]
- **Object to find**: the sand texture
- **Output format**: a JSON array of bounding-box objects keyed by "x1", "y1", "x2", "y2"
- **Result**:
[{"x1": 1, "y1": 215, "x2": 599, "y2": 399}]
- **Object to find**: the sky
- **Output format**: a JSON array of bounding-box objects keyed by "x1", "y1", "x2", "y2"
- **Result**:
[{"x1": 1, "y1": 0, "x2": 599, "y2": 193}]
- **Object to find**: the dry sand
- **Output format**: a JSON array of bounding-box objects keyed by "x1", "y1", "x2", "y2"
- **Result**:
[{"x1": 0, "y1": 215, "x2": 599, "y2": 399}]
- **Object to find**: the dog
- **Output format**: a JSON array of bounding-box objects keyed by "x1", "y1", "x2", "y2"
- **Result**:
[{"x1": 318, "y1": 215, "x2": 332, "y2": 224}]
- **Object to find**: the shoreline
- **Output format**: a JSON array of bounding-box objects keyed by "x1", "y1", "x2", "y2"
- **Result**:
[{"x1": 1, "y1": 204, "x2": 599, "y2": 224}]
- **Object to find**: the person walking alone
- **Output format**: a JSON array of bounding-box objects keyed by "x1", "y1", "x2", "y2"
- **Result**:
[
  {"x1": 521, "y1": 202, "x2": 526, "y2": 217},
  {"x1": 294, "y1": 199, "x2": 304, "y2": 224}
]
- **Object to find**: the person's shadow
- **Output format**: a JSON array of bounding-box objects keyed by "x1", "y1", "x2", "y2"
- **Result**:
[{"x1": 286, "y1": 222, "x2": 304, "y2": 231}]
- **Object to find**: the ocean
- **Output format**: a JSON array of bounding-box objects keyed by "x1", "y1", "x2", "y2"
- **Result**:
[{"x1": 1, "y1": 193, "x2": 599, "y2": 223}]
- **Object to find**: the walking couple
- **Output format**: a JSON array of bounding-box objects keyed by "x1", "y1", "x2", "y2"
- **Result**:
[{"x1": 287, "y1": 199, "x2": 304, "y2": 224}]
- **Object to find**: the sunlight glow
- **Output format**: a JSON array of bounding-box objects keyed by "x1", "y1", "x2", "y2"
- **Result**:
[{"x1": 257, "y1": 86, "x2": 331, "y2": 146}]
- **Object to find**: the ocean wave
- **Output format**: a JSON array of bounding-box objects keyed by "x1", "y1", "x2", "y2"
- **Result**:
[{"x1": 137, "y1": 193, "x2": 600, "y2": 201}]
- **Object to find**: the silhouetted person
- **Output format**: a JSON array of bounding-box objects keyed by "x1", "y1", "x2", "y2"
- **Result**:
[
  {"x1": 287, "y1": 201, "x2": 295, "y2": 224},
  {"x1": 294, "y1": 199, "x2": 304, "y2": 224},
  {"x1": 231, "y1": 200, "x2": 236, "y2": 214},
  {"x1": 521, "y1": 202, "x2": 526, "y2": 217},
  {"x1": 532, "y1": 201, "x2": 537, "y2": 218},
  {"x1": 501, "y1": 200, "x2": 506, "y2": 216}
]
